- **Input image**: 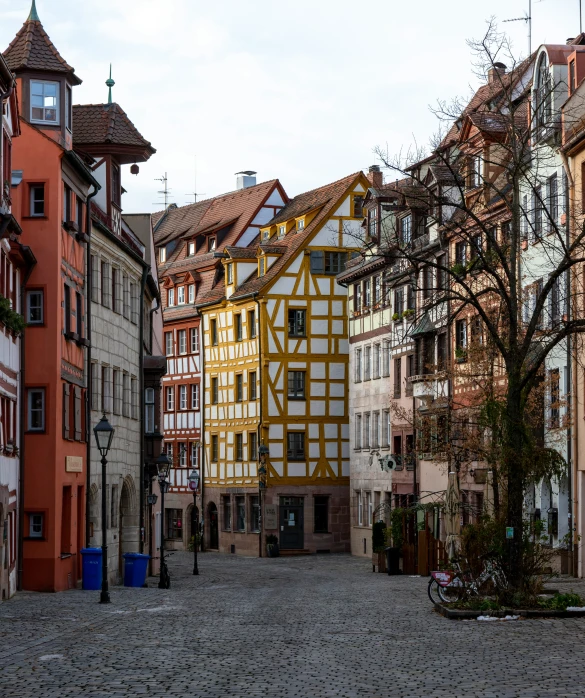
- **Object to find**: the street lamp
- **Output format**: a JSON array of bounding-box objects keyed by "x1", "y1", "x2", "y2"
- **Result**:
[
  {"x1": 188, "y1": 467, "x2": 200, "y2": 575},
  {"x1": 93, "y1": 413, "x2": 115, "y2": 604},
  {"x1": 258, "y1": 443, "x2": 269, "y2": 558},
  {"x1": 156, "y1": 450, "x2": 171, "y2": 589}
]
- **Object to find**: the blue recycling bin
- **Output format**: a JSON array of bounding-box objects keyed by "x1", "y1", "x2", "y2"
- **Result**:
[
  {"x1": 81, "y1": 547, "x2": 102, "y2": 590},
  {"x1": 123, "y1": 552, "x2": 150, "y2": 587}
]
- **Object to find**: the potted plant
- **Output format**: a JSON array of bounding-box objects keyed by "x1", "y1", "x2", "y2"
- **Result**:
[
  {"x1": 402, "y1": 308, "x2": 414, "y2": 319},
  {"x1": 266, "y1": 534, "x2": 280, "y2": 557},
  {"x1": 455, "y1": 347, "x2": 467, "y2": 363},
  {"x1": 392, "y1": 312, "x2": 400, "y2": 322}
]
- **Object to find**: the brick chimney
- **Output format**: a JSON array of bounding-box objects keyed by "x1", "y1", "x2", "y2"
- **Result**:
[
  {"x1": 367, "y1": 165, "x2": 383, "y2": 188},
  {"x1": 488, "y1": 62, "x2": 507, "y2": 83}
]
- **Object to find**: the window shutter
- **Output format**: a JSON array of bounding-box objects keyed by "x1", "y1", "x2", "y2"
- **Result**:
[
  {"x1": 310, "y1": 251, "x2": 324, "y2": 274},
  {"x1": 63, "y1": 383, "x2": 70, "y2": 439},
  {"x1": 74, "y1": 387, "x2": 82, "y2": 441}
]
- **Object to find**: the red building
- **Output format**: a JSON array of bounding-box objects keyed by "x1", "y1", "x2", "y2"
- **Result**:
[{"x1": 4, "y1": 3, "x2": 99, "y2": 591}]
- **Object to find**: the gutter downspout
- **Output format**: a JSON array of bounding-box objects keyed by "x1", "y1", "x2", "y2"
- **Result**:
[
  {"x1": 139, "y1": 266, "x2": 149, "y2": 554},
  {"x1": 199, "y1": 311, "x2": 205, "y2": 552},
  {"x1": 255, "y1": 294, "x2": 263, "y2": 558},
  {"x1": 17, "y1": 251, "x2": 37, "y2": 592},
  {"x1": 84, "y1": 186, "x2": 99, "y2": 549}
]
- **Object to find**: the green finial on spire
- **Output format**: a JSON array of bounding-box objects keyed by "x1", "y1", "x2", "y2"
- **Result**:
[
  {"x1": 28, "y1": 0, "x2": 40, "y2": 21},
  {"x1": 106, "y1": 64, "x2": 115, "y2": 104}
]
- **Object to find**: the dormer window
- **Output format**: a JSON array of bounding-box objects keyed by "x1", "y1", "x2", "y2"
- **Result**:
[
  {"x1": 368, "y1": 208, "x2": 378, "y2": 239},
  {"x1": 467, "y1": 154, "x2": 482, "y2": 190},
  {"x1": 262, "y1": 230, "x2": 270, "y2": 241},
  {"x1": 258, "y1": 257, "x2": 266, "y2": 277},
  {"x1": 279, "y1": 225, "x2": 286, "y2": 238},
  {"x1": 227, "y1": 264, "x2": 233, "y2": 284},
  {"x1": 65, "y1": 85, "x2": 72, "y2": 132},
  {"x1": 112, "y1": 164, "x2": 121, "y2": 207},
  {"x1": 159, "y1": 247, "x2": 166, "y2": 263},
  {"x1": 178, "y1": 286, "x2": 185, "y2": 305},
  {"x1": 188, "y1": 242, "x2": 195, "y2": 256},
  {"x1": 297, "y1": 219, "x2": 305, "y2": 231},
  {"x1": 31, "y1": 80, "x2": 59, "y2": 124},
  {"x1": 168, "y1": 288, "x2": 175, "y2": 306},
  {"x1": 188, "y1": 284, "x2": 195, "y2": 303},
  {"x1": 208, "y1": 237, "x2": 216, "y2": 252}
]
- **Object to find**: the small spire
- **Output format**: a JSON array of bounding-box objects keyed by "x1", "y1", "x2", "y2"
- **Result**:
[
  {"x1": 28, "y1": 0, "x2": 40, "y2": 21},
  {"x1": 106, "y1": 64, "x2": 115, "y2": 104}
]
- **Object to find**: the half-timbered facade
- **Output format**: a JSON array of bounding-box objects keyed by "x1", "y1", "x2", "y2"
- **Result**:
[{"x1": 201, "y1": 172, "x2": 369, "y2": 555}]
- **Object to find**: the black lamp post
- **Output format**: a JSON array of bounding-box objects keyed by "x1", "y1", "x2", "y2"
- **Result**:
[
  {"x1": 258, "y1": 444, "x2": 269, "y2": 558},
  {"x1": 93, "y1": 413, "x2": 115, "y2": 604},
  {"x1": 188, "y1": 467, "x2": 200, "y2": 575},
  {"x1": 156, "y1": 451, "x2": 171, "y2": 589}
]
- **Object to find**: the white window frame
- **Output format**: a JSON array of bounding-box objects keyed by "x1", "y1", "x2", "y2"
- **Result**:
[
  {"x1": 30, "y1": 184, "x2": 45, "y2": 217},
  {"x1": 188, "y1": 242, "x2": 195, "y2": 256},
  {"x1": 179, "y1": 385, "x2": 187, "y2": 410},
  {"x1": 30, "y1": 79, "x2": 60, "y2": 125},
  {"x1": 191, "y1": 383, "x2": 200, "y2": 410},
  {"x1": 190, "y1": 327, "x2": 199, "y2": 353},
  {"x1": 166, "y1": 386, "x2": 174, "y2": 412},
  {"x1": 159, "y1": 247, "x2": 166, "y2": 263},
  {"x1": 178, "y1": 286, "x2": 185, "y2": 305},
  {"x1": 188, "y1": 284, "x2": 195, "y2": 304},
  {"x1": 26, "y1": 289, "x2": 44, "y2": 324},
  {"x1": 165, "y1": 332, "x2": 174, "y2": 357},
  {"x1": 168, "y1": 288, "x2": 175, "y2": 307},
  {"x1": 29, "y1": 513, "x2": 44, "y2": 538},
  {"x1": 178, "y1": 329, "x2": 187, "y2": 355}
]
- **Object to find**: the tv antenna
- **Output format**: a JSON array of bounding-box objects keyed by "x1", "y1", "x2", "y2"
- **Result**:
[
  {"x1": 503, "y1": 0, "x2": 532, "y2": 55},
  {"x1": 186, "y1": 156, "x2": 206, "y2": 204},
  {"x1": 154, "y1": 172, "x2": 171, "y2": 209}
]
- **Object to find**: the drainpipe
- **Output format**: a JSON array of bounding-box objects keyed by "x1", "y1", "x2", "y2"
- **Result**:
[
  {"x1": 84, "y1": 185, "x2": 99, "y2": 548},
  {"x1": 17, "y1": 250, "x2": 37, "y2": 592},
  {"x1": 255, "y1": 295, "x2": 263, "y2": 558},
  {"x1": 198, "y1": 312, "x2": 205, "y2": 552},
  {"x1": 139, "y1": 266, "x2": 149, "y2": 554}
]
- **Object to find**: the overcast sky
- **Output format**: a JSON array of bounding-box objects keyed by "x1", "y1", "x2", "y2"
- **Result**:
[{"x1": 0, "y1": 0, "x2": 582, "y2": 212}]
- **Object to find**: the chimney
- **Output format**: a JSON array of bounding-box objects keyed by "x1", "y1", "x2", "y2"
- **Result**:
[
  {"x1": 367, "y1": 165, "x2": 383, "y2": 189},
  {"x1": 488, "y1": 62, "x2": 507, "y2": 83},
  {"x1": 236, "y1": 171, "x2": 257, "y2": 189}
]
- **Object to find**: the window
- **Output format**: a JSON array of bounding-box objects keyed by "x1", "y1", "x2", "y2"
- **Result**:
[
  {"x1": 177, "y1": 442, "x2": 187, "y2": 467},
  {"x1": 131, "y1": 378, "x2": 138, "y2": 420},
  {"x1": 382, "y1": 341, "x2": 390, "y2": 377},
  {"x1": 101, "y1": 366, "x2": 111, "y2": 413},
  {"x1": 212, "y1": 435, "x2": 219, "y2": 463},
  {"x1": 223, "y1": 496, "x2": 231, "y2": 530},
  {"x1": 363, "y1": 279, "x2": 371, "y2": 307},
  {"x1": 159, "y1": 247, "x2": 166, "y2": 264},
  {"x1": 364, "y1": 413, "x2": 371, "y2": 449},
  {"x1": 227, "y1": 264, "x2": 233, "y2": 284},
  {"x1": 373, "y1": 344, "x2": 381, "y2": 379},
  {"x1": 287, "y1": 431, "x2": 305, "y2": 460},
  {"x1": 366, "y1": 492, "x2": 373, "y2": 527},
  {"x1": 122, "y1": 274, "x2": 129, "y2": 319},
  {"x1": 251, "y1": 496, "x2": 260, "y2": 532},
  {"x1": 400, "y1": 215, "x2": 412, "y2": 244},
  {"x1": 236, "y1": 374, "x2": 243, "y2": 402},
  {"x1": 288, "y1": 309, "x2": 306, "y2": 336},
  {"x1": 547, "y1": 173, "x2": 558, "y2": 230},
  {"x1": 353, "y1": 195, "x2": 364, "y2": 218},
  {"x1": 165, "y1": 332, "x2": 173, "y2": 356},
  {"x1": 91, "y1": 363, "x2": 100, "y2": 411},
  {"x1": 357, "y1": 492, "x2": 363, "y2": 526},
  {"x1": 188, "y1": 284, "x2": 195, "y2": 304},
  {"x1": 208, "y1": 237, "x2": 216, "y2": 252},
  {"x1": 62, "y1": 183, "x2": 72, "y2": 225},
  {"x1": 191, "y1": 383, "x2": 200, "y2": 410},
  {"x1": 29, "y1": 513, "x2": 44, "y2": 538},
  {"x1": 111, "y1": 164, "x2": 121, "y2": 208},
  {"x1": 235, "y1": 314, "x2": 242, "y2": 341},
  {"x1": 190, "y1": 442, "x2": 199, "y2": 468},
  {"x1": 178, "y1": 329, "x2": 187, "y2": 355},
  {"x1": 258, "y1": 257, "x2": 266, "y2": 277},
  {"x1": 27, "y1": 388, "x2": 45, "y2": 431},
  {"x1": 130, "y1": 283, "x2": 139, "y2": 325},
  {"x1": 112, "y1": 268, "x2": 122, "y2": 314},
  {"x1": 436, "y1": 254, "x2": 447, "y2": 290},
  {"x1": 373, "y1": 275, "x2": 381, "y2": 305},
  {"x1": 437, "y1": 333, "x2": 447, "y2": 371},
  {"x1": 310, "y1": 251, "x2": 348, "y2": 275},
  {"x1": 26, "y1": 290, "x2": 43, "y2": 324},
  {"x1": 394, "y1": 287, "x2": 403, "y2": 316},
  {"x1": 372, "y1": 411, "x2": 380, "y2": 448},
  {"x1": 145, "y1": 387, "x2": 155, "y2": 433},
  {"x1": 535, "y1": 52, "x2": 552, "y2": 129},
  {"x1": 178, "y1": 286, "x2": 185, "y2": 305},
  {"x1": 168, "y1": 288, "x2": 175, "y2": 307},
  {"x1": 187, "y1": 241, "x2": 195, "y2": 256},
  {"x1": 468, "y1": 154, "x2": 482, "y2": 189},
  {"x1": 179, "y1": 385, "x2": 187, "y2": 410},
  {"x1": 248, "y1": 309, "x2": 256, "y2": 338},
  {"x1": 550, "y1": 275, "x2": 561, "y2": 326},
  {"x1": 297, "y1": 218, "x2": 305, "y2": 230},
  {"x1": 314, "y1": 496, "x2": 329, "y2": 533},
  {"x1": 101, "y1": 262, "x2": 111, "y2": 308},
  {"x1": 533, "y1": 185, "x2": 543, "y2": 240},
  {"x1": 364, "y1": 346, "x2": 371, "y2": 381},
  {"x1": 570, "y1": 59, "x2": 577, "y2": 94},
  {"x1": 550, "y1": 368, "x2": 560, "y2": 429},
  {"x1": 288, "y1": 371, "x2": 305, "y2": 399},
  {"x1": 353, "y1": 282, "x2": 362, "y2": 311},
  {"x1": 455, "y1": 241, "x2": 466, "y2": 267},
  {"x1": 235, "y1": 434, "x2": 243, "y2": 461},
  {"x1": 190, "y1": 327, "x2": 199, "y2": 353},
  {"x1": 455, "y1": 319, "x2": 467, "y2": 350},
  {"x1": 30, "y1": 184, "x2": 45, "y2": 217},
  {"x1": 383, "y1": 410, "x2": 390, "y2": 447},
  {"x1": 165, "y1": 509, "x2": 183, "y2": 540},
  {"x1": 113, "y1": 371, "x2": 121, "y2": 415},
  {"x1": 211, "y1": 319, "x2": 218, "y2": 345},
  {"x1": 249, "y1": 371, "x2": 257, "y2": 400},
  {"x1": 355, "y1": 414, "x2": 362, "y2": 449},
  {"x1": 369, "y1": 208, "x2": 378, "y2": 238},
  {"x1": 165, "y1": 386, "x2": 174, "y2": 412},
  {"x1": 31, "y1": 80, "x2": 59, "y2": 123},
  {"x1": 394, "y1": 358, "x2": 402, "y2": 398},
  {"x1": 250, "y1": 432, "x2": 258, "y2": 461},
  {"x1": 212, "y1": 377, "x2": 219, "y2": 404},
  {"x1": 63, "y1": 283, "x2": 71, "y2": 335},
  {"x1": 279, "y1": 225, "x2": 286, "y2": 238},
  {"x1": 122, "y1": 374, "x2": 130, "y2": 417},
  {"x1": 355, "y1": 348, "x2": 362, "y2": 383}
]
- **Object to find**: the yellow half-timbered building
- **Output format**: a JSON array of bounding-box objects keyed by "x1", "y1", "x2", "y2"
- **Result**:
[{"x1": 200, "y1": 172, "x2": 369, "y2": 555}]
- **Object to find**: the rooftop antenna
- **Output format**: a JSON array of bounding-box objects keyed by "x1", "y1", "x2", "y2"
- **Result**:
[
  {"x1": 503, "y1": 0, "x2": 532, "y2": 55},
  {"x1": 106, "y1": 64, "x2": 115, "y2": 104},
  {"x1": 186, "y1": 156, "x2": 206, "y2": 204},
  {"x1": 154, "y1": 173, "x2": 171, "y2": 210}
]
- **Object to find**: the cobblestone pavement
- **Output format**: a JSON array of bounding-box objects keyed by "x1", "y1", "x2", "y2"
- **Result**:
[{"x1": 2, "y1": 553, "x2": 585, "y2": 697}]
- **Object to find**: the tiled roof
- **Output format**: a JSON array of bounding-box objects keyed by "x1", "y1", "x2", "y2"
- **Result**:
[
  {"x1": 225, "y1": 247, "x2": 257, "y2": 259},
  {"x1": 336, "y1": 253, "x2": 386, "y2": 284},
  {"x1": 72, "y1": 103, "x2": 155, "y2": 154},
  {"x1": 259, "y1": 245, "x2": 287, "y2": 254},
  {"x1": 3, "y1": 17, "x2": 81, "y2": 84},
  {"x1": 226, "y1": 172, "x2": 363, "y2": 303}
]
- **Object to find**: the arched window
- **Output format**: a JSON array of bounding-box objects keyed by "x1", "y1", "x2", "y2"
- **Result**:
[{"x1": 535, "y1": 52, "x2": 552, "y2": 129}]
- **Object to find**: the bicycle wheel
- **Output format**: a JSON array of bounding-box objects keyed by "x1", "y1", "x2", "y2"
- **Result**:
[
  {"x1": 438, "y1": 577, "x2": 464, "y2": 603},
  {"x1": 428, "y1": 578, "x2": 442, "y2": 604}
]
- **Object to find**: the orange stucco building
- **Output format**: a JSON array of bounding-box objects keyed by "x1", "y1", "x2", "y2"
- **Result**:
[{"x1": 4, "y1": 4, "x2": 99, "y2": 591}]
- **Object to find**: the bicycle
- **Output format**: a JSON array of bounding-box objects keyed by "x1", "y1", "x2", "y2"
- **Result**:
[
  {"x1": 158, "y1": 551, "x2": 174, "y2": 590},
  {"x1": 431, "y1": 554, "x2": 507, "y2": 604}
]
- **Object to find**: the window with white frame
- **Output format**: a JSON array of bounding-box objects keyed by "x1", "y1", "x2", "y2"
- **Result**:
[
  {"x1": 364, "y1": 346, "x2": 371, "y2": 381},
  {"x1": 178, "y1": 442, "x2": 187, "y2": 467},
  {"x1": 357, "y1": 491, "x2": 363, "y2": 526},
  {"x1": 29, "y1": 512, "x2": 44, "y2": 538},
  {"x1": 373, "y1": 344, "x2": 381, "y2": 379},
  {"x1": 191, "y1": 383, "x2": 200, "y2": 410},
  {"x1": 165, "y1": 332, "x2": 173, "y2": 357},
  {"x1": 145, "y1": 387, "x2": 155, "y2": 433},
  {"x1": 178, "y1": 286, "x2": 185, "y2": 305},
  {"x1": 166, "y1": 386, "x2": 174, "y2": 412},
  {"x1": 178, "y1": 329, "x2": 187, "y2": 354},
  {"x1": 26, "y1": 290, "x2": 43, "y2": 324},
  {"x1": 366, "y1": 491, "x2": 373, "y2": 527},
  {"x1": 355, "y1": 414, "x2": 362, "y2": 449},
  {"x1": 30, "y1": 184, "x2": 45, "y2": 217},
  {"x1": 27, "y1": 388, "x2": 45, "y2": 431},
  {"x1": 188, "y1": 242, "x2": 195, "y2": 256},
  {"x1": 179, "y1": 385, "x2": 187, "y2": 410},
  {"x1": 364, "y1": 412, "x2": 371, "y2": 449},
  {"x1": 190, "y1": 442, "x2": 199, "y2": 468},
  {"x1": 188, "y1": 284, "x2": 195, "y2": 304},
  {"x1": 167, "y1": 288, "x2": 175, "y2": 307},
  {"x1": 159, "y1": 247, "x2": 166, "y2": 263},
  {"x1": 190, "y1": 327, "x2": 199, "y2": 353},
  {"x1": 30, "y1": 80, "x2": 59, "y2": 124},
  {"x1": 382, "y1": 341, "x2": 390, "y2": 377}
]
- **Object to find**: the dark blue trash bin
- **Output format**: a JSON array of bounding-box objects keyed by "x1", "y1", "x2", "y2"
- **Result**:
[
  {"x1": 81, "y1": 547, "x2": 102, "y2": 590},
  {"x1": 123, "y1": 552, "x2": 150, "y2": 587}
]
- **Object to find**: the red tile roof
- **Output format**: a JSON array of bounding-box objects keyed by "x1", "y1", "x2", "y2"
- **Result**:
[
  {"x1": 3, "y1": 17, "x2": 81, "y2": 84},
  {"x1": 72, "y1": 104, "x2": 155, "y2": 157}
]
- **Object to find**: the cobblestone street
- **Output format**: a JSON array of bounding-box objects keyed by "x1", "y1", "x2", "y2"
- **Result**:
[{"x1": 2, "y1": 553, "x2": 585, "y2": 697}]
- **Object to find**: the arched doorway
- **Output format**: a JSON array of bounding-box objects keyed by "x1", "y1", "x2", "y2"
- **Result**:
[
  {"x1": 119, "y1": 477, "x2": 139, "y2": 580},
  {"x1": 208, "y1": 502, "x2": 218, "y2": 549}
]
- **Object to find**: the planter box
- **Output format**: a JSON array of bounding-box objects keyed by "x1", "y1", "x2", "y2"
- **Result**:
[{"x1": 434, "y1": 602, "x2": 585, "y2": 620}]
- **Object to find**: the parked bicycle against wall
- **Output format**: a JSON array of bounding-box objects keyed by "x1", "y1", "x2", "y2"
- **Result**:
[{"x1": 429, "y1": 553, "x2": 508, "y2": 604}]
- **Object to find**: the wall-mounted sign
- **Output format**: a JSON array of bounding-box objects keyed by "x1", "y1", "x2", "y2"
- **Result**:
[
  {"x1": 506, "y1": 527, "x2": 514, "y2": 540},
  {"x1": 264, "y1": 505, "x2": 277, "y2": 529},
  {"x1": 65, "y1": 456, "x2": 83, "y2": 473}
]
